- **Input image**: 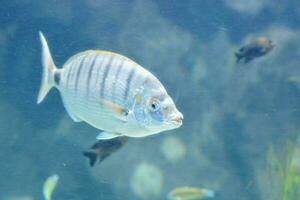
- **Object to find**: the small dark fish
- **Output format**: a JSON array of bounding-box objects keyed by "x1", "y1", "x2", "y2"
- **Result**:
[
  {"x1": 235, "y1": 37, "x2": 274, "y2": 64},
  {"x1": 83, "y1": 137, "x2": 129, "y2": 167}
]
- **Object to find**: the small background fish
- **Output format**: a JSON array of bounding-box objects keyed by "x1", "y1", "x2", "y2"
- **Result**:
[
  {"x1": 168, "y1": 187, "x2": 215, "y2": 200},
  {"x1": 83, "y1": 137, "x2": 128, "y2": 167},
  {"x1": 235, "y1": 37, "x2": 274, "y2": 64}
]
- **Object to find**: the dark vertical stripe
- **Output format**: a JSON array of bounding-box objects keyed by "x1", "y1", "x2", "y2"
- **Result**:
[
  {"x1": 94, "y1": 55, "x2": 105, "y2": 90},
  {"x1": 93, "y1": 55, "x2": 105, "y2": 100},
  {"x1": 68, "y1": 59, "x2": 82, "y2": 90},
  {"x1": 124, "y1": 66, "x2": 136, "y2": 101},
  {"x1": 100, "y1": 55, "x2": 113, "y2": 102},
  {"x1": 66, "y1": 62, "x2": 75, "y2": 89},
  {"x1": 75, "y1": 55, "x2": 87, "y2": 93},
  {"x1": 112, "y1": 59, "x2": 124, "y2": 103},
  {"x1": 86, "y1": 55, "x2": 98, "y2": 96}
]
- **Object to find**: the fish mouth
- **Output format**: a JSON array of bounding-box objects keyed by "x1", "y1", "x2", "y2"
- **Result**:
[{"x1": 169, "y1": 114, "x2": 183, "y2": 127}]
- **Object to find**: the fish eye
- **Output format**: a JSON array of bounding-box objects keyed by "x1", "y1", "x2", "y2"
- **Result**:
[
  {"x1": 151, "y1": 103, "x2": 157, "y2": 110},
  {"x1": 149, "y1": 98, "x2": 160, "y2": 112}
]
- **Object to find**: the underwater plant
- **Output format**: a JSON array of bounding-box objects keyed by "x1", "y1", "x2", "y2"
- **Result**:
[{"x1": 267, "y1": 137, "x2": 300, "y2": 200}]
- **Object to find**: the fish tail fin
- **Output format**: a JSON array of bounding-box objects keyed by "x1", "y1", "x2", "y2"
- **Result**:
[
  {"x1": 235, "y1": 52, "x2": 242, "y2": 64},
  {"x1": 83, "y1": 151, "x2": 98, "y2": 167},
  {"x1": 37, "y1": 31, "x2": 57, "y2": 104}
]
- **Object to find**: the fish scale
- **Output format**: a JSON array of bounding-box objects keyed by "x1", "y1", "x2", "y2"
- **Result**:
[
  {"x1": 37, "y1": 32, "x2": 183, "y2": 139},
  {"x1": 59, "y1": 51, "x2": 143, "y2": 129}
]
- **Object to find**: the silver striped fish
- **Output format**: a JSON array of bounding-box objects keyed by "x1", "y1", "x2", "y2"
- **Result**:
[{"x1": 37, "y1": 32, "x2": 183, "y2": 139}]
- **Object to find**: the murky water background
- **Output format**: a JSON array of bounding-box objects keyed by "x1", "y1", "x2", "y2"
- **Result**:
[{"x1": 1, "y1": 1, "x2": 300, "y2": 200}]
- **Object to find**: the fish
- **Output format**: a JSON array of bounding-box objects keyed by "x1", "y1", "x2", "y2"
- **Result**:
[
  {"x1": 235, "y1": 37, "x2": 274, "y2": 64},
  {"x1": 37, "y1": 32, "x2": 183, "y2": 140},
  {"x1": 43, "y1": 174, "x2": 59, "y2": 200},
  {"x1": 83, "y1": 136, "x2": 128, "y2": 167},
  {"x1": 168, "y1": 187, "x2": 215, "y2": 200}
]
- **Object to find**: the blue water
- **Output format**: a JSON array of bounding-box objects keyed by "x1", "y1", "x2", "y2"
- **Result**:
[{"x1": 1, "y1": 0, "x2": 300, "y2": 200}]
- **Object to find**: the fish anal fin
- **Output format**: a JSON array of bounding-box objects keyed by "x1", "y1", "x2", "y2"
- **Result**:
[
  {"x1": 61, "y1": 98, "x2": 82, "y2": 122},
  {"x1": 96, "y1": 131, "x2": 119, "y2": 140},
  {"x1": 66, "y1": 111, "x2": 82, "y2": 122}
]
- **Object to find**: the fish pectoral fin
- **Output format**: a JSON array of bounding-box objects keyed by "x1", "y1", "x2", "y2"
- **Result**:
[
  {"x1": 114, "y1": 108, "x2": 132, "y2": 123},
  {"x1": 101, "y1": 99, "x2": 130, "y2": 122},
  {"x1": 96, "y1": 131, "x2": 120, "y2": 140}
]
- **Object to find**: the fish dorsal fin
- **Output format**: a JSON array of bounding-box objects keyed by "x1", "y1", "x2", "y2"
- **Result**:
[{"x1": 96, "y1": 131, "x2": 119, "y2": 140}]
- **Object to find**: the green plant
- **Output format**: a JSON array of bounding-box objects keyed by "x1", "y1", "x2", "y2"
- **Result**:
[{"x1": 268, "y1": 138, "x2": 300, "y2": 200}]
